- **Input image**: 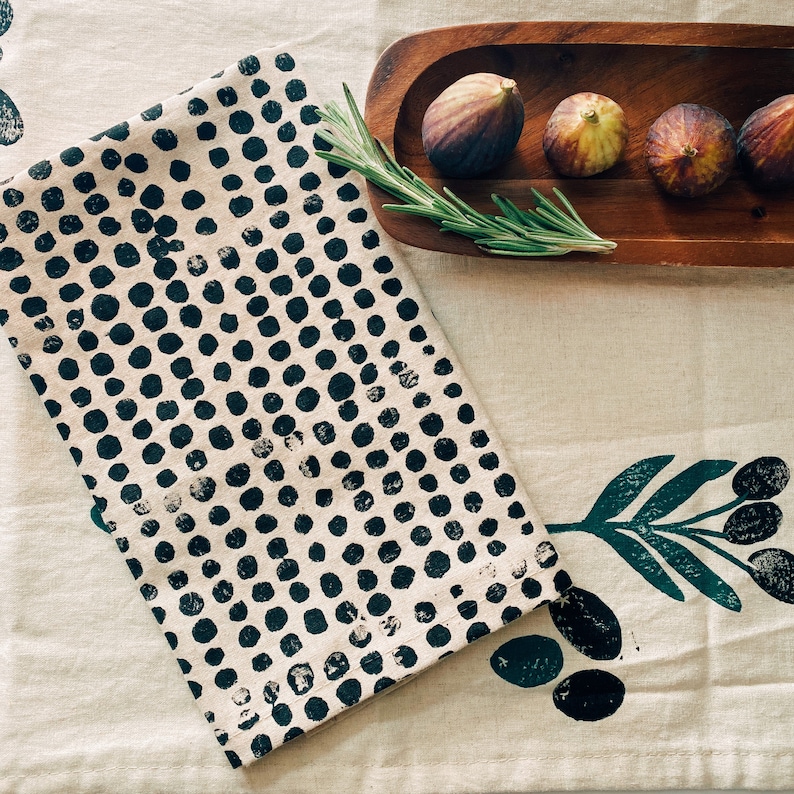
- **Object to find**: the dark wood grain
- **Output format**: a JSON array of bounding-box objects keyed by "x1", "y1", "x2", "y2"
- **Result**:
[{"x1": 363, "y1": 22, "x2": 794, "y2": 267}]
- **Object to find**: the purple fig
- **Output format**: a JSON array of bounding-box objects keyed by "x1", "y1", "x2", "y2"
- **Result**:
[
  {"x1": 737, "y1": 94, "x2": 794, "y2": 190},
  {"x1": 644, "y1": 103, "x2": 737, "y2": 197},
  {"x1": 421, "y1": 72, "x2": 525, "y2": 178}
]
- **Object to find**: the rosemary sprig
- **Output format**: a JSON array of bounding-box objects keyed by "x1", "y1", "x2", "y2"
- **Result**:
[{"x1": 313, "y1": 83, "x2": 617, "y2": 258}]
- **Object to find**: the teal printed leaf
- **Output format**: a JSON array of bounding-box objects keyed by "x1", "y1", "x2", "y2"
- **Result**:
[
  {"x1": 585, "y1": 455, "x2": 675, "y2": 524},
  {"x1": 90, "y1": 504, "x2": 111, "y2": 533},
  {"x1": 600, "y1": 527, "x2": 685, "y2": 602},
  {"x1": 640, "y1": 529, "x2": 742, "y2": 611},
  {"x1": 632, "y1": 459, "x2": 736, "y2": 524}
]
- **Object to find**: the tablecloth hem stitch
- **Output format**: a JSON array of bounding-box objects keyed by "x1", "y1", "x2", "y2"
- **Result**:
[{"x1": 5, "y1": 748, "x2": 794, "y2": 781}]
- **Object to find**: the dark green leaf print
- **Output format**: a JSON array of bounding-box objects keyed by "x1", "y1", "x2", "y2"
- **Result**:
[
  {"x1": 599, "y1": 526, "x2": 686, "y2": 602},
  {"x1": 90, "y1": 503, "x2": 111, "y2": 533},
  {"x1": 584, "y1": 455, "x2": 674, "y2": 524},
  {"x1": 632, "y1": 459, "x2": 736, "y2": 524},
  {"x1": 637, "y1": 528, "x2": 742, "y2": 612}
]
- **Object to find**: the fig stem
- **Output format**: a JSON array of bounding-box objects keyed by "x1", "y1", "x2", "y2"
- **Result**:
[
  {"x1": 682, "y1": 143, "x2": 698, "y2": 158},
  {"x1": 580, "y1": 108, "x2": 599, "y2": 125}
]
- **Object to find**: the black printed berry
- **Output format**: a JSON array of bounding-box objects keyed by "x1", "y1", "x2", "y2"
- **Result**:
[
  {"x1": 749, "y1": 548, "x2": 794, "y2": 603},
  {"x1": 723, "y1": 502, "x2": 782, "y2": 544},
  {"x1": 548, "y1": 587, "x2": 622, "y2": 661},
  {"x1": 732, "y1": 457, "x2": 790, "y2": 500},
  {"x1": 489, "y1": 635, "x2": 564, "y2": 688},
  {"x1": 552, "y1": 669, "x2": 625, "y2": 721}
]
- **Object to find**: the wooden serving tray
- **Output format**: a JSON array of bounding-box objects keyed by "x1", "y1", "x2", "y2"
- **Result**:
[{"x1": 364, "y1": 22, "x2": 794, "y2": 267}]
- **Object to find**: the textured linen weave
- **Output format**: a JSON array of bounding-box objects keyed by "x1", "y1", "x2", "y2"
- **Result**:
[{"x1": 0, "y1": 46, "x2": 571, "y2": 767}]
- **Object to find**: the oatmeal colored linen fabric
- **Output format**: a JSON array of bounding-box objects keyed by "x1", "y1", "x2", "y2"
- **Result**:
[
  {"x1": 0, "y1": 46, "x2": 568, "y2": 768},
  {"x1": 2, "y1": 1, "x2": 794, "y2": 793}
]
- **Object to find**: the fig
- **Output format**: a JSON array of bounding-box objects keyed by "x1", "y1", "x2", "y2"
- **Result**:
[
  {"x1": 542, "y1": 92, "x2": 629, "y2": 177},
  {"x1": 644, "y1": 103, "x2": 737, "y2": 197},
  {"x1": 737, "y1": 94, "x2": 794, "y2": 190},
  {"x1": 421, "y1": 72, "x2": 525, "y2": 178}
]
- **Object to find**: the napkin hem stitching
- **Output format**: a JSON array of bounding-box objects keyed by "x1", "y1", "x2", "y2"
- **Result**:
[{"x1": 221, "y1": 559, "x2": 560, "y2": 750}]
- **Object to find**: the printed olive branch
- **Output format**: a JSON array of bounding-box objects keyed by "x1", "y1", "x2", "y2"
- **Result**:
[{"x1": 547, "y1": 455, "x2": 793, "y2": 612}]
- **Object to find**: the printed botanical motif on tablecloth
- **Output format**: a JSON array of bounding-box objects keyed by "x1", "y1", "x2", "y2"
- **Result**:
[{"x1": 490, "y1": 455, "x2": 793, "y2": 722}]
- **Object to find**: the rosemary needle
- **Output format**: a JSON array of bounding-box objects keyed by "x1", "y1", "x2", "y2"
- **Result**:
[{"x1": 313, "y1": 83, "x2": 617, "y2": 258}]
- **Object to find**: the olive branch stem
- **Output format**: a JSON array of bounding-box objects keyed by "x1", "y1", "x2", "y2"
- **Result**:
[
  {"x1": 658, "y1": 493, "x2": 748, "y2": 531},
  {"x1": 654, "y1": 527, "x2": 755, "y2": 575},
  {"x1": 313, "y1": 84, "x2": 617, "y2": 258}
]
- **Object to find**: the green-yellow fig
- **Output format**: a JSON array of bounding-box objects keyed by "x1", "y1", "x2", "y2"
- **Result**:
[
  {"x1": 644, "y1": 103, "x2": 737, "y2": 197},
  {"x1": 542, "y1": 92, "x2": 629, "y2": 177}
]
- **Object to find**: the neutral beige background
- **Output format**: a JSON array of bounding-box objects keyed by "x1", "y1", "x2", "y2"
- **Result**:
[{"x1": 2, "y1": 1, "x2": 794, "y2": 792}]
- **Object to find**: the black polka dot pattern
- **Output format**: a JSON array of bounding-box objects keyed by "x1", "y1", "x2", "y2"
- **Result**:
[{"x1": 0, "y1": 47, "x2": 569, "y2": 769}]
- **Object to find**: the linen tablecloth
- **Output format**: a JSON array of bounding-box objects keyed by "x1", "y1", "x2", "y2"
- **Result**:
[{"x1": 2, "y1": 1, "x2": 794, "y2": 792}]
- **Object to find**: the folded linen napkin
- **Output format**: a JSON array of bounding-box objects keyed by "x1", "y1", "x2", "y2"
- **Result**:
[{"x1": 0, "y1": 46, "x2": 570, "y2": 767}]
